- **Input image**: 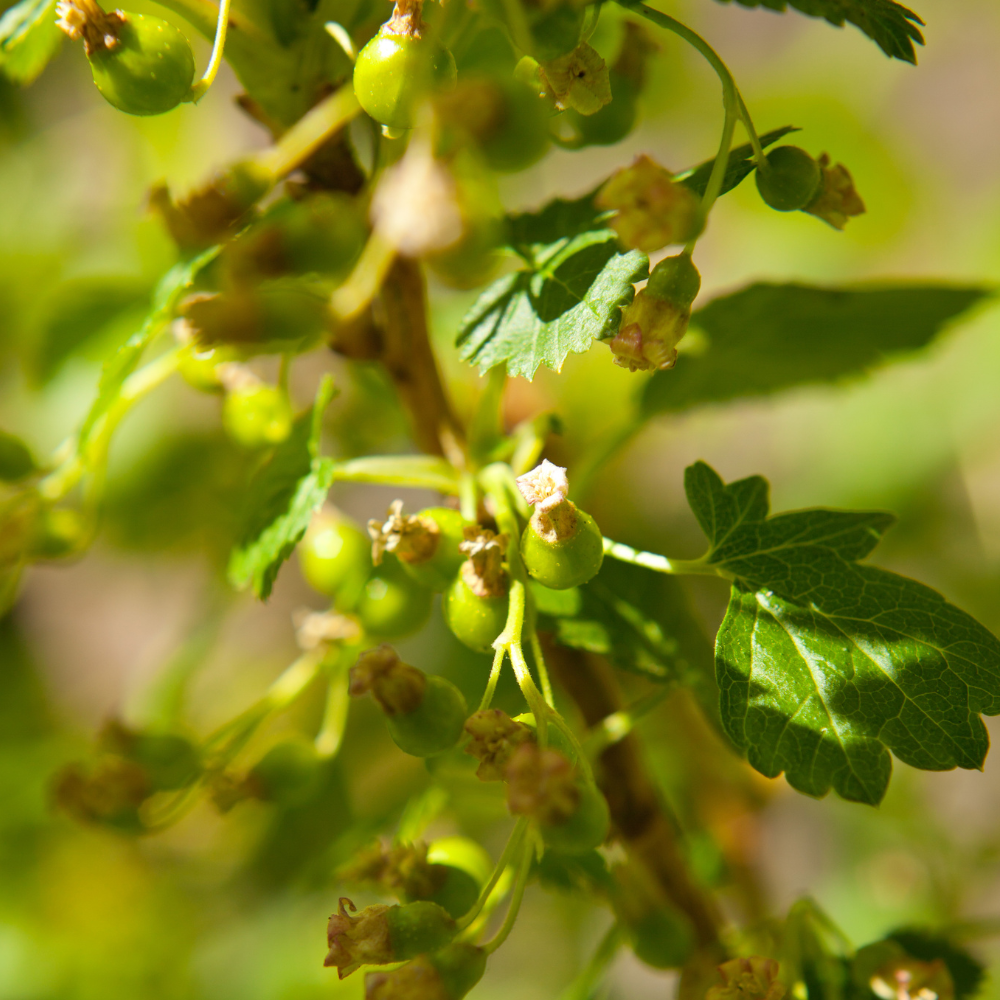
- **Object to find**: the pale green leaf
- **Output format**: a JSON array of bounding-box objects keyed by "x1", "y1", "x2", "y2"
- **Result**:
[{"x1": 0, "y1": 0, "x2": 62, "y2": 84}]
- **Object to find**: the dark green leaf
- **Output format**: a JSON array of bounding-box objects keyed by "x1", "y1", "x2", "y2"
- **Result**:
[
  {"x1": 505, "y1": 189, "x2": 608, "y2": 251},
  {"x1": 0, "y1": 0, "x2": 62, "y2": 84},
  {"x1": 32, "y1": 277, "x2": 151, "y2": 384},
  {"x1": 228, "y1": 376, "x2": 336, "y2": 600},
  {"x1": 687, "y1": 461, "x2": 1000, "y2": 804},
  {"x1": 0, "y1": 430, "x2": 37, "y2": 481},
  {"x1": 643, "y1": 283, "x2": 991, "y2": 416},
  {"x1": 713, "y1": 0, "x2": 925, "y2": 63},
  {"x1": 676, "y1": 125, "x2": 800, "y2": 199},
  {"x1": 456, "y1": 232, "x2": 647, "y2": 378}
]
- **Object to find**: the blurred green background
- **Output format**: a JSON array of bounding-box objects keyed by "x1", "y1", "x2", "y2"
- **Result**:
[{"x1": 2, "y1": 0, "x2": 1000, "y2": 997}]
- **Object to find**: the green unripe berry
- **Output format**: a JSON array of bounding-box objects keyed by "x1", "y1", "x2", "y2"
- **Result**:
[
  {"x1": 423, "y1": 837, "x2": 493, "y2": 918},
  {"x1": 540, "y1": 781, "x2": 610, "y2": 854},
  {"x1": 521, "y1": 507, "x2": 603, "y2": 590},
  {"x1": 399, "y1": 507, "x2": 467, "y2": 592},
  {"x1": 249, "y1": 740, "x2": 321, "y2": 805},
  {"x1": 443, "y1": 574, "x2": 508, "y2": 653},
  {"x1": 88, "y1": 13, "x2": 195, "y2": 116},
  {"x1": 222, "y1": 384, "x2": 292, "y2": 449},
  {"x1": 353, "y1": 29, "x2": 457, "y2": 130},
  {"x1": 478, "y1": 79, "x2": 551, "y2": 173},
  {"x1": 366, "y1": 942, "x2": 486, "y2": 1000},
  {"x1": 529, "y1": 4, "x2": 584, "y2": 62},
  {"x1": 424, "y1": 864, "x2": 480, "y2": 919},
  {"x1": 357, "y1": 555, "x2": 433, "y2": 639},
  {"x1": 177, "y1": 345, "x2": 238, "y2": 393},
  {"x1": 299, "y1": 509, "x2": 372, "y2": 608},
  {"x1": 755, "y1": 145, "x2": 823, "y2": 212},
  {"x1": 646, "y1": 253, "x2": 701, "y2": 308},
  {"x1": 386, "y1": 674, "x2": 468, "y2": 757},
  {"x1": 627, "y1": 905, "x2": 696, "y2": 969},
  {"x1": 129, "y1": 733, "x2": 201, "y2": 791},
  {"x1": 428, "y1": 943, "x2": 487, "y2": 1000},
  {"x1": 386, "y1": 900, "x2": 457, "y2": 960}
]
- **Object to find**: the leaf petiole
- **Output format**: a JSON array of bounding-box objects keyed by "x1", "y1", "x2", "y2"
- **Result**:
[{"x1": 602, "y1": 537, "x2": 728, "y2": 578}]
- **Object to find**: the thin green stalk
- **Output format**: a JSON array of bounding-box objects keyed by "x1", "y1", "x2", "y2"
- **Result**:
[
  {"x1": 456, "y1": 817, "x2": 529, "y2": 931},
  {"x1": 602, "y1": 537, "x2": 726, "y2": 578},
  {"x1": 483, "y1": 833, "x2": 534, "y2": 955},
  {"x1": 557, "y1": 922, "x2": 625, "y2": 1000},
  {"x1": 479, "y1": 646, "x2": 506, "y2": 711},
  {"x1": 528, "y1": 631, "x2": 554, "y2": 708},
  {"x1": 187, "y1": 0, "x2": 232, "y2": 102},
  {"x1": 315, "y1": 651, "x2": 351, "y2": 758}
]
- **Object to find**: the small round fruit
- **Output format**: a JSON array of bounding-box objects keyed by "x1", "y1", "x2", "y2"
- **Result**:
[
  {"x1": 479, "y1": 80, "x2": 551, "y2": 173},
  {"x1": 222, "y1": 384, "x2": 292, "y2": 448},
  {"x1": 88, "y1": 14, "x2": 195, "y2": 116},
  {"x1": 540, "y1": 782, "x2": 610, "y2": 854},
  {"x1": 755, "y1": 145, "x2": 822, "y2": 212},
  {"x1": 386, "y1": 900, "x2": 457, "y2": 960},
  {"x1": 528, "y1": 3, "x2": 584, "y2": 62},
  {"x1": 357, "y1": 555, "x2": 433, "y2": 639},
  {"x1": 178, "y1": 345, "x2": 237, "y2": 393},
  {"x1": 400, "y1": 507, "x2": 467, "y2": 592},
  {"x1": 385, "y1": 674, "x2": 467, "y2": 757},
  {"x1": 628, "y1": 905, "x2": 695, "y2": 969},
  {"x1": 299, "y1": 510, "x2": 372, "y2": 607},
  {"x1": 129, "y1": 732, "x2": 201, "y2": 791},
  {"x1": 353, "y1": 29, "x2": 457, "y2": 129},
  {"x1": 425, "y1": 837, "x2": 493, "y2": 917},
  {"x1": 521, "y1": 508, "x2": 603, "y2": 590},
  {"x1": 443, "y1": 574, "x2": 508, "y2": 653}
]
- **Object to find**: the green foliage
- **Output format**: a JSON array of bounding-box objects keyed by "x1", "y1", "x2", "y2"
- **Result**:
[
  {"x1": 456, "y1": 231, "x2": 648, "y2": 378},
  {"x1": 643, "y1": 283, "x2": 990, "y2": 415},
  {"x1": 714, "y1": 0, "x2": 925, "y2": 63},
  {"x1": 228, "y1": 375, "x2": 336, "y2": 599},
  {"x1": 0, "y1": 0, "x2": 62, "y2": 84},
  {"x1": 676, "y1": 125, "x2": 800, "y2": 198},
  {"x1": 686, "y1": 461, "x2": 1000, "y2": 804},
  {"x1": 885, "y1": 929, "x2": 986, "y2": 1000},
  {"x1": 0, "y1": 429, "x2": 37, "y2": 481}
]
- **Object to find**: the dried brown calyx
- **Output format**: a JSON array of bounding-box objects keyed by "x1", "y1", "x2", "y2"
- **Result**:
[
  {"x1": 504, "y1": 743, "x2": 580, "y2": 825},
  {"x1": 369, "y1": 500, "x2": 440, "y2": 566},
  {"x1": 384, "y1": 0, "x2": 426, "y2": 37},
  {"x1": 339, "y1": 840, "x2": 446, "y2": 901},
  {"x1": 349, "y1": 645, "x2": 427, "y2": 715},
  {"x1": 325, "y1": 898, "x2": 394, "y2": 978},
  {"x1": 463, "y1": 709, "x2": 535, "y2": 781},
  {"x1": 516, "y1": 459, "x2": 578, "y2": 543},
  {"x1": 458, "y1": 527, "x2": 508, "y2": 598},
  {"x1": 706, "y1": 957, "x2": 786, "y2": 1000},
  {"x1": 55, "y1": 0, "x2": 124, "y2": 55},
  {"x1": 293, "y1": 609, "x2": 362, "y2": 651}
]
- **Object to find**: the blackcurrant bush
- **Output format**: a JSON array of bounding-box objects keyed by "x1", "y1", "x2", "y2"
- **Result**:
[
  {"x1": 443, "y1": 573, "x2": 508, "y2": 653},
  {"x1": 755, "y1": 145, "x2": 823, "y2": 212},
  {"x1": 221, "y1": 384, "x2": 292, "y2": 449},
  {"x1": 88, "y1": 13, "x2": 195, "y2": 116},
  {"x1": 299, "y1": 509, "x2": 372, "y2": 607},
  {"x1": 353, "y1": 29, "x2": 456, "y2": 130}
]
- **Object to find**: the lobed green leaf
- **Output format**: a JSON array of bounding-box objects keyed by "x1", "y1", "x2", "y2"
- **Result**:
[
  {"x1": 713, "y1": 0, "x2": 925, "y2": 63},
  {"x1": 643, "y1": 283, "x2": 991, "y2": 416},
  {"x1": 687, "y1": 461, "x2": 1000, "y2": 804}
]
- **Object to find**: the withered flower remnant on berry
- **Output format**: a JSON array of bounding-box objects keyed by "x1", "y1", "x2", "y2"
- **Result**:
[
  {"x1": 504, "y1": 743, "x2": 581, "y2": 825},
  {"x1": 463, "y1": 709, "x2": 535, "y2": 780},
  {"x1": 706, "y1": 957, "x2": 786, "y2": 1000},
  {"x1": 458, "y1": 527, "x2": 508, "y2": 598},
  {"x1": 368, "y1": 500, "x2": 441, "y2": 566},
  {"x1": 349, "y1": 645, "x2": 427, "y2": 715},
  {"x1": 325, "y1": 898, "x2": 394, "y2": 978},
  {"x1": 805, "y1": 153, "x2": 866, "y2": 230}
]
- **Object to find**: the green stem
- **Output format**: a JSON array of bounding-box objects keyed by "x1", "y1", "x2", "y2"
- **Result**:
[
  {"x1": 256, "y1": 84, "x2": 361, "y2": 178},
  {"x1": 557, "y1": 922, "x2": 625, "y2": 1000},
  {"x1": 456, "y1": 816, "x2": 529, "y2": 931},
  {"x1": 602, "y1": 537, "x2": 726, "y2": 578},
  {"x1": 483, "y1": 832, "x2": 534, "y2": 955},
  {"x1": 315, "y1": 650, "x2": 351, "y2": 758},
  {"x1": 331, "y1": 455, "x2": 460, "y2": 494},
  {"x1": 187, "y1": 0, "x2": 232, "y2": 102},
  {"x1": 479, "y1": 646, "x2": 506, "y2": 712},
  {"x1": 528, "y1": 631, "x2": 554, "y2": 708}
]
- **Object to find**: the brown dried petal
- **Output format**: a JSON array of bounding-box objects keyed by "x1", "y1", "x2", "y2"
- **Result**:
[
  {"x1": 595, "y1": 155, "x2": 701, "y2": 252},
  {"x1": 706, "y1": 957, "x2": 786, "y2": 1000},
  {"x1": 458, "y1": 528, "x2": 508, "y2": 598},
  {"x1": 325, "y1": 898, "x2": 394, "y2": 978},
  {"x1": 366, "y1": 956, "x2": 450, "y2": 1000},
  {"x1": 368, "y1": 500, "x2": 440, "y2": 566},
  {"x1": 804, "y1": 153, "x2": 866, "y2": 230},
  {"x1": 609, "y1": 290, "x2": 689, "y2": 372},
  {"x1": 349, "y1": 645, "x2": 427, "y2": 715},
  {"x1": 464, "y1": 709, "x2": 535, "y2": 781},
  {"x1": 539, "y1": 42, "x2": 612, "y2": 116}
]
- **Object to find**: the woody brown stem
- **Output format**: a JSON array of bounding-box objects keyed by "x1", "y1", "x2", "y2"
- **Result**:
[
  {"x1": 374, "y1": 258, "x2": 465, "y2": 458},
  {"x1": 542, "y1": 636, "x2": 726, "y2": 950}
]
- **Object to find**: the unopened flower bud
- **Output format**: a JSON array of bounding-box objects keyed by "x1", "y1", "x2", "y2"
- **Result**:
[
  {"x1": 706, "y1": 957, "x2": 786, "y2": 1000},
  {"x1": 595, "y1": 155, "x2": 701, "y2": 252},
  {"x1": 369, "y1": 500, "x2": 441, "y2": 567},
  {"x1": 463, "y1": 709, "x2": 535, "y2": 780},
  {"x1": 804, "y1": 153, "x2": 866, "y2": 229},
  {"x1": 458, "y1": 528, "x2": 508, "y2": 599},
  {"x1": 350, "y1": 645, "x2": 427, "y2": 715}
]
